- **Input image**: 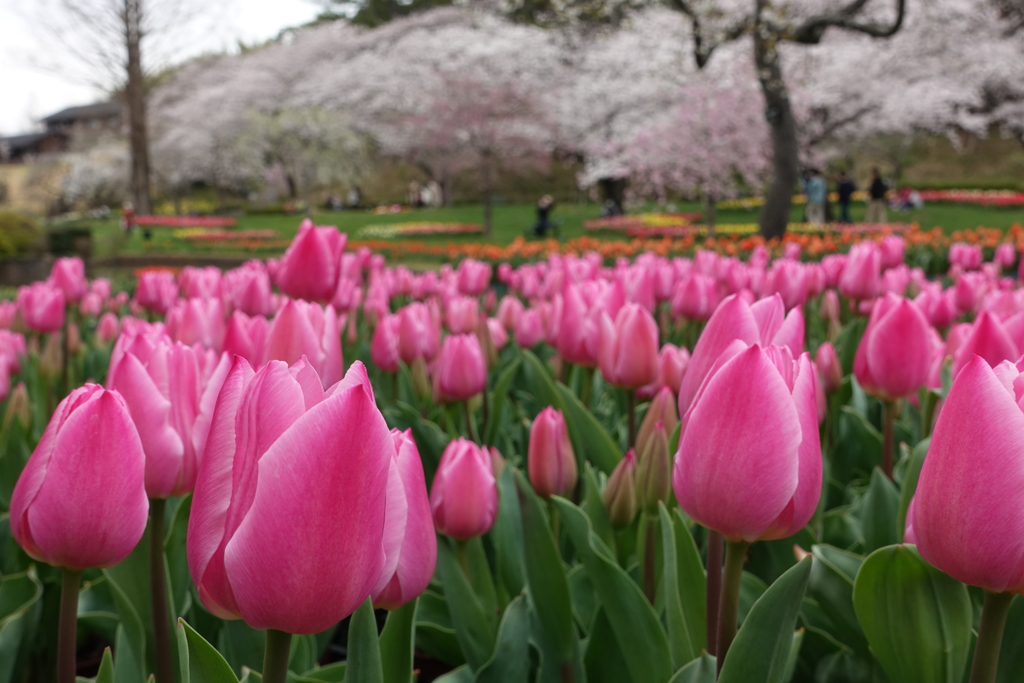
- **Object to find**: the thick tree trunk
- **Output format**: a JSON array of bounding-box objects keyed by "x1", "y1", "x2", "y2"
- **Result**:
[
  {"x1": 124, "y1": 0, "x2": 152, "y2": 214},
  {"x1": 598, "y1": 177, "x2": 627, "y2": 215},
  {"x1": 754, "y1": 27, "x2": 799, "y2": 240},
  {"x1": 701, "y1": 188, "x2": 716, "y2": 232}
]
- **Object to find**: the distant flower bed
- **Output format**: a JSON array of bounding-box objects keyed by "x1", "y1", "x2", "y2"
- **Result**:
[
  {"x1": 153, "y1": 199, "x2": 219, "y2": 215},
  {"x1": 171, "y1": 228, "x2": 277, "y2": 241},
  {"x1": 583, "y1": 212, "x2": 703, "y2": 232},
  {"x1": 358, "y1": 222, "x2": 484, "y2": 239},
  {"x1": 917, "y1": 189, "x2": 1024, "y2": 206},
  {"x1": 627, "y1": 222, "x2": 914, "y2": 238}
]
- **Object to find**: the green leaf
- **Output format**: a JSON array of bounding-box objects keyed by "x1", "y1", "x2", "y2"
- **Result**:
[
  {"x1": 474, "y1": 595, "x2": 530, "y2": 683},
  {"x1": 463, "y1": 537, "x2": 498, "y2": 630},
  {"x1": 515, "y1": 470, "x2": 575, "y2": 664},
  {"x1": 346, "y1": 597, "x2": 383, "y2": 683},
  {"x1": 997, "y1": 596, "x2": 1024, "y2": 683},
  {"x1": 580, "y1": 464, "x2": 615, "y2": 551},
  {"x1": 555, "y1": 384, "x2": 621, "y2": 475},
  {"x1": 436, "y1": 538, "x2": 496, "y2": 671},
  {"x1": 379, "y1": 598, "x2": 417, "y2": 683},
  {"x1": 567, "y1": 566, "x2": 597, "y2": 635},
  {"x1": 583, "y1": 608, "x2": 632, "y2": 683},
  {"x1": 861, "y1": 468, "x2": 900, "y2": 553},
  {"x1": 670, "y1": 511, "x2": 706, "y2": 653},
  {"x1": 300, "y1": 663, "x2": 346, "y2": 683},
  {"x1": 393, "y1": 402, "x2": 450, "y2": 485},
  {"x1": 806, "y1": 545, "x2": 868, "y2": 656},
  {"x1": 667, "y1": 653, "x2": 716, "y2": 683},
  {"x1": 552, "y1": 497, "x2": 673, "y2": 683},
  {"x1": 104, "y1": 529, "x2": 152, "y2": 682},
  {"x1": 520, "y1": 350, "x2": 563, "y2": 411},
  {"x1": 492, "y1": 465, "x2": 526, "y2": 599},
  {"x1": 95, "y1": 648, "x2": 115, "y2": 683},
  {"x1": 414, "y1": 591, "x2": 465, "y2": 667},
  {"x1": 177, "y1": 617, "x2": 239, "y2": 683},
  {"x1": 658, "y1": 503, "x2": 697, "y2": 669},
  {"x1": 0, "y1": 566, "x2": 43, "y2": 683},
  {"x1": 718, "y1": 556, "x2": 812, "y2": 683},
  {"x1": 485, "y1": 359, "x2": 521, "y2": 446},
  {"x1": 853, "y1": 545, "x2": 972, "y2": 683},
  {"x1": 835, "y1": 317, "x2": 867, "y2": 376},
  {"x1": 897, "y1": 438, "x2": 929, "y2": 543},
  {"x1": 433, "y1": 665, "x2": 474, "y2": 683},
  {"x1": 165, "y1": 495, "x2": 193, "y2": 618}
]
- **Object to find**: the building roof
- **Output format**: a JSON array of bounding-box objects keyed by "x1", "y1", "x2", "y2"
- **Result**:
[
  {"x1": 1, "y1": 131, "x2": 66, "y2": 152},
  {"x1": 40, "y1": 101, "x2": 122, "y2": 125}
]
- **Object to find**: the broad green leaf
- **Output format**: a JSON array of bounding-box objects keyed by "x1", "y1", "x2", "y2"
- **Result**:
[
  {"x1": 485, "y1": 358, "x2": 521, "y2": 446},
  {"x1": 807, "y1": 545, "x2": 868, "y2": 656},
  {"x1": 997, "y1": 596, "x2": 1024, "y2": 683},
  {"x1": 104, "y1": 528, "x2": 152, "y2": 682},
  {"x1": 0, "y1": 566, "x2": 43, "y2": 683},
  {"x1": 553, "y1": 497, "x2": 673, "y2": 683},
  {"x1": 475, "y1": 596, "x2": 530, "y2": 683},
  {"x1": 556, "y1": 384, "x2": 621, "y2": 475},
  {"x1": 436, "y1": 538, "x2": 496, "y2": 671},
  {"x1": 667, "y1": 653, "x2": 716, "y2": 683},
  {"x1": 300, "y1": 663, "x2": 346, "y2": 682},
  {"x1": 528, "y1": 596, "x2": 585, "y2": 683},
  {"x1": 415, "y1": 591, "x2": 465, "y2": 667},
  {"x1": 831, "y1": 407, "x2": 883, "y2": 486},
  {"x1": 521, "y1": 350, "x2": 563, "y2": 411},
  {"x1": 897, "y1": 438, "x2": 929, "y2": 543},
  {"x1": 781, "y1": 630, "x2": 803, "y2": 683},
  {"x1": 583, "y1": 608, "x2": 632, "y2": 683},
  {"x1": 346, "y1": 598, "x2": 383, "y2": 683},
  {"x1": 393, "y1": 402, "x2": 450, "y2": 485},
  {"x1": 113, "y1": 625, "x2": 144, "y2": 683},
  {"x1": 853, "y1": 545, "x2": 971, "y2": 683},
  {"x1": 463, "y1": 537, "x2": 498, "y2": 631},
  {"x1": 177, "y1": 617, "x2": 239, "y2": 683},
  {"x1": 658, "y1": 503, "x2": 697, "y2": 669},
  {"x1": 738, "y1": 572, "x2": 767, "y2": 625},
  {"x1": 379, "y1": 598, "x2": 416, "y2": 683},
  {"x1": 861, "y1": 468, "x2": 900, "y2": 553},
  {"x1": 567, "y1": 565, "x2": 597, "y2": 634},
  {"x1": 670, "y1": 510, "x2": 706, "y2": 652},
  {"x1": 95, "y1": 648, "x2": 115, "y2": 683},
  {"x1": 515, "y1": 470, "x2": 575, "y2": 663},
  {"x1": 492, "y1": 465, "x2": 526, "y2": 599},
  {"x1": 165, "y1": 495, "x2": 193, "y2": 617},
  {"x1": 218, "y1": 619, "x2": 266, "y2": 676},
  {"x1": 835, "y1": 317, "x2": 867, "y2": 376},
  {"x1": 718, "y1": 556, "x2": 812, "y2": 683},
  {"x1": 580, "y1": 464, "x2": 614, "y2": 551},
  {"x1": 433, "y1": 665, "x2": 474, "y2": 683}
]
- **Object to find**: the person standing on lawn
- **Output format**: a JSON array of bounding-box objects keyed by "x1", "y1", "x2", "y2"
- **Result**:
[
  {"x1": 805, "y1": 169, "x2": 827, "y2": 225},
  {"x1": 837, "y1": 171, "x2": 857, "y2": 223},
  {"x1": 867, "y1": 168, "x2": 889, "y2": 223}
]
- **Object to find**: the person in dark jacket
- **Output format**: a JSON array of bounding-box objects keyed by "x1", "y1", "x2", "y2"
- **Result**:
[
  {"x1": 532, "y1": 195, "x2": 556, "y2": 236},
  {"x1": 837, "y1": 171, "x2": 857, "y2": 223},
  {"x1": 867, "y1": 168, "x2": 889, "y2": 224}
]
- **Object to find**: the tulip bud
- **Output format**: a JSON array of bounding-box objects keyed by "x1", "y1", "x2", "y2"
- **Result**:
[
  {"x1": 2, "y1": 382, "x2": 30, "y2": 430},
  {"x1": 603, "y1": 451, "x2": 638, "y2": 529},
  {"x1": 814, "y1": 342, "x2": 842, "y2": 393},
  {"x1": 489, "y1": 446, "x2": 506, "y2": 477},
  {"x1": 40, "y1": 333, "x2": 63, "y2": 381},
  {"x1": 820, "y1": 289, "x2": 840, "y2": 325},
  {"x1": 854, "y1": 293, "x2": 935, "y2": 401},
  {"x1": 528, "y1": 407, "x2": 578, "y2": 498},
  {"x1": 476, "y1": 316, "x2": 498, "y2": 369},
  {"x1": 371, "y1": 314, "x2": 401, "y2": 373},
  {"x1": 635, "y1": 422, "x2": 671, "y2": 514},
  {"x1": 636, "y1": 387, "x2": 678, "y2": 456},
  {"x1": 430, "y1": 438, "x2": 498, "y2": 539},
  {"x1": 97, "y1": 312, "x2": 120, "y2": 344},
  {"x1": 65, "y1": 322, "x2": 83, "y2": 356},
  {"x1": 598, "y1": 304, "x2": 659, "y2": 389},
  {"x1": 436, "y1": 334, "x2": 487, "y2": 402},
  {"x1": 10, "y1": 385, "x2": 149, "y2": 569}
]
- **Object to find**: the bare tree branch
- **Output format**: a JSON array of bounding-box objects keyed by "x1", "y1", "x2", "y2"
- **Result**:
[
  {"x1": 669, "y1": 0, "x2": 751, "y2": 67},
  {"x1": 790, "y1": 0, "x2": 906, "y2": 44}
]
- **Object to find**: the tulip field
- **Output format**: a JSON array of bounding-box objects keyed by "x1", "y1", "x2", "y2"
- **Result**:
[{"x1": 4, "y1": 219, "x2": 1024, "y2": 683}]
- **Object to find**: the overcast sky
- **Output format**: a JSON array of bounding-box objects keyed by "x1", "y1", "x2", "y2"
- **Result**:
[{"x1": 0, "y1": 0, "x2": 323, "y2": 135}]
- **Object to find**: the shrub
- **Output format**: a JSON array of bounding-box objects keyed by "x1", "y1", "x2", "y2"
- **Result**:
[{"x1": 0, "y1": 211, "x2": 44, "y2": 257}]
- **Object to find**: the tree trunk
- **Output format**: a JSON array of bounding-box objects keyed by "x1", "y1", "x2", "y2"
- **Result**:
[
  {"x1": 754, "y1": 25, "x2": 799, "y2": 240},
  {"x1": 124, "y1": 0, "x2": 152, "y2": 215},
  {"x1": 481, "y1": 151, "x2": 494, "y2": 237},
  {"x1": 598, "y1": 177, "x2": 627, "y2": 215},
  {"x1": 701, "y1": 188, "x2": 716, "y2": 233}
]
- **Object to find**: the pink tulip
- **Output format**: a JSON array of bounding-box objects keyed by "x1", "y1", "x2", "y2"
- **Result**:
[
  {"x1": 264, "y1": 299, "x2": 342, "y2": 388},
  {"x1": 457, "y1": 259, "x2": 492, "y2": 296},
  {"x1": 372, "y1": 314, "x2": 402, "y2": 373},
  {"x1": 222, "y1": 311, "x2": 268, "y2": 367},
  {"x1": 96, "y1": 312, "x2": 120, "y2": 344},
  {"x1": 949, "y1": 242, "x2": 983, "y2": 271},
  {"x1": 436, "y1": 334, "x2": 486, "y2": 401},
  {"x1": 446, "y1": 297, "x2": 480, "y2": 335},
  {"x1": 178, "y1": 266, "x2": 222, "y2": 300},
  {"x1": 640, "y1": 343, "x2": 689, "y2": 399},
  {"x1": 879, "y1": 235, "x2": 905, "y2": 269},
  {"x1": 430, "y1": 438, "x2": 498, "y2": 539},
  {"x1": 854, "y1": 293, "x2": 936, "y2": 400},
  {"x1": 950, "y1": 312, "x2": 1019, "y2": 380},
  {"x1": 815, "y1": 342, "x2": 842, "y2": 393},
  {"x1": 48, "y1": 257, "x2": 88, "y2": 303},
  {"x1": 0, "y1": 300, "x2": 16, "y2": 329},
  {"x1": 373, "y1": 429, "x2": 437, "y2": 610},
  {"x1": 954, "y1": 272, "x2": 986, "y2": 315},
  {"x1": 674, "y1": 345, "x2": 821, "y2": 542},
  {"x1": 905, "y1": 356, "x2": 1024, "y2": 593},
  {"x1": 838, "y1": 242, "x2": 881, "y2": 301},
  {"x1": 332, "y1": 277, "x2": 363, "y2": 314},
  {"x1": 514, "y1": 309, "x2": 545, "y2": 349},
  {"x1": 678, "y1": 294, "x2": 803, "y2": 415},
  {"x1": 556, "y1": 284, "x2": 601, "y2": 367},
  {"x1": 187, "y1": 359, "x2": 392, "y2": 633},
  {"x1": 79, "y1": 292, "x2": 103, "y2": 317},
  {"x1": 671, "y1": 274, "x2": 718, "y2": 321},
  {"x1": 223, "y1": 262, "x2": 273, "y2": 317},
  {"x1": 497, "y1": 296, "x2": 524, "y2": 330},
  {"x1": 90, "y1": 277, "x2": 112, "y2": 301},
  {"x1": 17, "y1": 282, "x2": 65, "y2": 333},
  {"x1": 995, "y1": 243, "x2": 1017, "y2": 268},
  {"x1": 820, "y1": 289, "x2": 841, "y2": 326},
  {"x1": 275, "y1": 219, "x2": 345, "y2": 302},
  {"x1": 0, "y1": 330, "x2": 26, "y2": 375},
  {"x1": 915, "y1": 287, "x2": 958, "y2": 329},
  {"x1": 598, "y1": 303, "x2": 659, "y2": 390},
  {"x1": 637, "y1": 386, "x2": 678, "y2": 455},
  {"x1": 821, "y1": 255, "x2": 847, "y2": 287},
  {"x1": 134, "y1": 270, "x2": 178, "y2": 314},
  {"x1": 764, "y1": 260, "x2": 808, "y2": 310},
  {"x1": 10, "y1": 385, "x2": 148, "y2": 568},
  {"x1": 487, "y1": 318, "x2": 508, "y2": 350},
  {"x1": 398, "y1": 302, "x2": 440, "y2": 364},
  {"x1": 528, "y1": 407, "x2": 578, "y2": 498},
  {"x1": 166, "y1": 297, "x2": 226, "y2": 351}
]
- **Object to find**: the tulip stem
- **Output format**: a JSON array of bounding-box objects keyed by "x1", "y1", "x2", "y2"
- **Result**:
[
  {"x1": 705, "y1": 529, "x2": 723, "y2": 658},
  {"x1": 481, "y1": 389, "x2": 490, "y2": 443},
  {"x1": 58, "y1": 568, "x2": 82, "y2": 683},
  {"x1": 581, "y1": 367, "x2": 593, "y2": 408},
  {"x1": 626, "y1": 391, "x2": 637, "y2": 449},
  {"x1": 921, "y1": 390, "x2": 938, "y2": 439},
  {"x1": 716, "y1": 540, "x2": 750, "y2": 675},
  {"x1": 263, "y1": 629, "x2": 293, "y2": 683},
  {"x1": 969, "y1": 591, "x2": 1014, "y2": 683},
  {"x1": 148, "y1": 498, "x2": 174, "y2": 683},
  {"x1": 882, "y1": 400, "x2": 897, "y2": 479},
  {"x1": 463, "y1": 400, "x2": 479, "y2": 443}
]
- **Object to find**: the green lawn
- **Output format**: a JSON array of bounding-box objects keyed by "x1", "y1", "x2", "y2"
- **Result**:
[{"x1": 83, "y1": 200, "x2": 1024, "y2": 262}]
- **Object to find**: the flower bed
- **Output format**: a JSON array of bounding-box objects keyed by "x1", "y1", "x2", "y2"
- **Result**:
[
  {"x1": 917, "y1": 189, "x2": 1024, "y2": 206},
  {"x1": 358, "y1": 222, "x2": 484, "y2": 239},
  {"x1": 583, "y1": 212, "x2": 703, "y2": 232}
]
